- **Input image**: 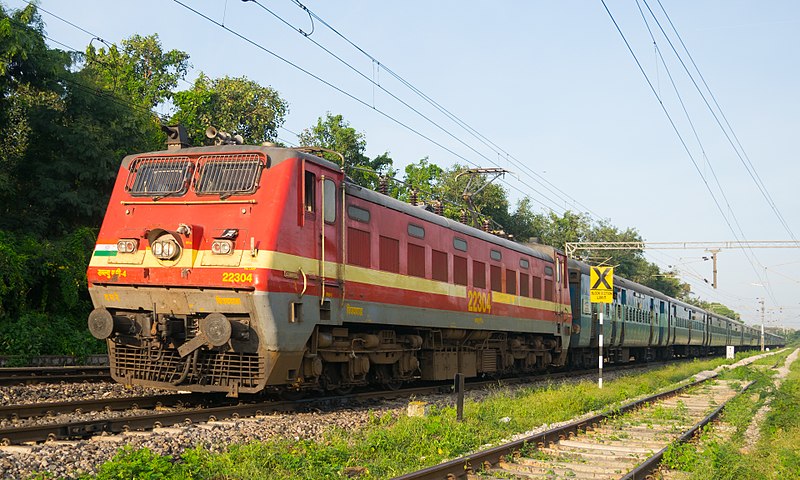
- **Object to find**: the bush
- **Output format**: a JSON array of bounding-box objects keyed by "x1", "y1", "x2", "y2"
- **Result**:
[{"x1": 0, "y1": 227, "x2": 101, "y2": 357}]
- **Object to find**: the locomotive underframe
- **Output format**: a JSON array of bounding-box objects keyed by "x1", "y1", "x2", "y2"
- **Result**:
[{"x1": 90, "y1": 284, "x2": 570, "y2": 395}]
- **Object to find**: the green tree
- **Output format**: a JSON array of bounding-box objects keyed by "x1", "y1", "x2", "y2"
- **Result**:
[
  {"x1": 83, "y1": 33, "x2": 189, "y2": 109},
  {"x1": 1, "y1": 28, "x2": 176, "y2": 235},
  {"x1": 299, "y1": 112, "x2": 393, "y2": 188},
  {"x1": 172, "y1": 73, "x2": 288, "y2": 146},
  {"x1": 397, "y1": 157, "x2": 443, "y2": 201}
]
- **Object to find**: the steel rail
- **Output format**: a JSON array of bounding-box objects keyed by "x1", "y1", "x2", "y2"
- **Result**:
[
  {"x1": 0, "y1": 393, "x2": 221, "y2": 421},
  {"x1": 0, "y1": 359, "x2": 685, "y2": 445},
  {"x1": 620, "y1": 380, "x2": 754, "y2": 480},
  {"x1": 393, "y1": 375, "x2": 719, "y2": 480},
  {"x1": 0, "y1": 366, "x2": 111, "y2": 386}
]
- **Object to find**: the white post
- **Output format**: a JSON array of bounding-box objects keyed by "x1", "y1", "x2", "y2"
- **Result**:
[{"x1": 598, "y1": 311, "x2": 604, "y2": 389}]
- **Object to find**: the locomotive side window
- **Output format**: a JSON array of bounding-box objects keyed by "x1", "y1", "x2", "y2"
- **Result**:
[
  {"x1": 304, "y1": 171, "x2": 316, "y2": 212},
  {"x1": 490, "y1": 265, "x2": 502, "y2": 292},
  {"x1": 520, "y1": 272, "x2": 530, "y2": 297},
  {"x1": 347, "y1": 228, "x2": 371, "y2": 267},
  {"x1": 453, "y1": 237, "x2": 468, "y2": 252},
  {"x1": 544, "y1": 279, "x2": 554, "y2": 301},
  {"x1": 473, "y1": 260, "x2": 486, "y2": 289},
  {"x1": 533, "y1": 276, "x2": 543, "y2": 299},
  {"x1": 453, "y1": 255, "x2": 468, "y2": 285},
  {"x1": 323, "y1": 179, "x2": 336, "y2": 223},
  {"x1": 348, "y1": 205, "x2": 370, "y2": 223},
  {"x1": 408, "y1": 224, "x2": 425, "y2": 239},
  {"x1": 379, "y1": 236, "x2": 399, "y2": 273},
  {"x1": 432, "y1": 249, "x2": 448, "y2": 282},
  {"x1": 195, "y1": 154, "x2": 264, "y2": 195},
  {"x1": 126, "y1": 156, "x2": 192, "y2": 197},
  {"x1": 505, "y1": 269, "x2": 517, "y2": 295},
  {"x1": 408, "y1": 244, "x2": 426, "y2": 278}
]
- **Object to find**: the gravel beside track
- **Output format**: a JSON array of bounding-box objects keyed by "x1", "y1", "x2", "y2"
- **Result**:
[{"x1": 0, "y1": 382, "x2": 169, "y2": 407}]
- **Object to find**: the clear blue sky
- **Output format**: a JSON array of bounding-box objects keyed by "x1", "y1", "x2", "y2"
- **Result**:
[{"x1": 9, "y1": 0, "x2": 800, "y2": 329}]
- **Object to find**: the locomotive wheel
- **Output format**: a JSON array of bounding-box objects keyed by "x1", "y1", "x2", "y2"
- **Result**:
[
  {"x1": 383, "y1": 380, "x2": 403, "y2": 391},
  {"x1": 333, "y1": 386, "x2": 353, "y2": 395}
]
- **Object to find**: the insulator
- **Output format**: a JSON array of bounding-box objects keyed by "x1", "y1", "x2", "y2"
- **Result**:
[
  {"x1": 434, "y1": 201, "x2": 443, "y2": 216},
  {"x1": 460, "y1": 210, "x2": 468, "y2": 224},
  {"x1": 378, "y1": 176, "x2": 388, "y2": 195},
  {"x1": 482, "y1": 219, "x2": 490, "y2": 232},
  {"x1": 410, "y1": 189, "x2": 418, "y2": 206}
]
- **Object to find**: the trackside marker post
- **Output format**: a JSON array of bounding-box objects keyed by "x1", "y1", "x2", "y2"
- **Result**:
[
  {"x1": 455, "y1": 373, "x2": 465, "y2": 421},
  {"x1": 590, "y1": 266, "x2": 613, "y2": 390},
  {"x1": 599, "y1": 312, "x2": 604, "y2": 389}
]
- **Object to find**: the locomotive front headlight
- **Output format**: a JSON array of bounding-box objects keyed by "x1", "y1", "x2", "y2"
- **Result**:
[
  {"x1": 151, "y1": 234, "x2": 181, "y2": 260},
  {"x1": 116, "y1": 239, "x2": 138, "y2": 254},
  {"x1": 211, "y1": 239, "x2": 234, "y2": 255}
]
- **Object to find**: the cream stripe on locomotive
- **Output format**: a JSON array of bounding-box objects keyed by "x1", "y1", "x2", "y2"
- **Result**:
[{"x1": 90, "y1": 245, "x2": 570, "y2": 315}]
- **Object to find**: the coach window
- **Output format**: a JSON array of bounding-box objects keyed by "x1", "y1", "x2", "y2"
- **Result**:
[
  {"x1": 473, "y1": 260, "x2": 486, "y2": 289},
  {"x1": 490, "y1": 249, "x2": 502, "y2": 261},
  {"x1": 323, "y1": 178, "x2": 336, "y2": 223},
  {"x1": 453, "y1": 237, "x2": 468, "y2": 252},
  {"x1": 304, "y1": 171, "x2": 316, "y2": 212},
  {"x1": 520, "y1": 258, "x2": 529, "y2": 269}
]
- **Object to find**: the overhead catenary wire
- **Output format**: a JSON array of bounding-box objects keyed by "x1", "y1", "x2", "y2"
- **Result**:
[
  {"x1": 16, "y1": 1, "x2": 558, "y2": 233},
  {"x1": 647, "y1": 0, "x2": 798, "y2": 243},
  {"x1": 599, "y1": 0, "x2": 779, "y2": 308},
  {"x1": 632, "y1": 0, "x2": 778, "y2": 306},
  {"x1": 263, "y1": 0, "x2": 603, "y2": 219},
  {"x1": 168, "y1": 0, "x2": 568, "y2": 216}
]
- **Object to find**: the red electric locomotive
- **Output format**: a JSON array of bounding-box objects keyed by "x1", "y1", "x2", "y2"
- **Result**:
[{"x1": 87, "y1": 127, "x2": 573, "y2": 396}]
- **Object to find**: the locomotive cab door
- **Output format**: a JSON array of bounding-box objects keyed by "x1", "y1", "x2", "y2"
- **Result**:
[
  {"x1": 301, "y1": 161, "x2": 345, "y2": 320},
  {"x1": 319, "y1": 173, "x2": 344, "y2": 316}
]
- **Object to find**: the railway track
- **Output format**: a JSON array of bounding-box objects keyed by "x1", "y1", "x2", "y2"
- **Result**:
[
  {"x1": 0, "y1": 392, "x2": 222, "y2": 421},
  {"x1": 0, "y1": 360, "x2": 683, "y2": 446},
  {"x1": 395, "y1": 375, "x2": 750, "y2": 480},
  {"x1": 0, "y1": 366, "x2": 110, "y2": 386}
]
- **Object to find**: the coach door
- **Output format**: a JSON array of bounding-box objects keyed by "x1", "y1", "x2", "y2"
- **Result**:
[{"x1": 554, "y1": 252, "x2": 568, "y2": 325}]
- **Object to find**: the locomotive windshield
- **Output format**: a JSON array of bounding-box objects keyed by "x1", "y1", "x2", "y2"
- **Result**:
[
  {"x1": 126, "y1": 156, "x2": 193, "y2": 197},
  {"x1": 195, "y1": 154, "x2": 264, "y2": 197}
]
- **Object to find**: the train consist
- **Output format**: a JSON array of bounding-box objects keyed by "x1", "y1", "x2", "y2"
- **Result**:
[{"x1": 87, "y1": 127, "x2": 784, "y2": 396}]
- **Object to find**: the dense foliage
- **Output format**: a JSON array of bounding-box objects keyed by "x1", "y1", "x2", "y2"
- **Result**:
[{"x1": 0, "y1": 3, "x2": 762, "y2": 358}]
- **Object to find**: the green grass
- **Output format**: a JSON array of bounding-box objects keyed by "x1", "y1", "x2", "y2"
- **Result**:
[
  {"x1": 59, "y1": 351, "x2": 782, "y2": 480},
  {"x1": 660, "y1": 346, "x2": 800, "y2": 479}
]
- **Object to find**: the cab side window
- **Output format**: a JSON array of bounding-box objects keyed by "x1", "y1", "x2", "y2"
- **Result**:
[
  {"x1": 323, "y1": 178, "x2": 336, "y2": 223},
  {"x1": 304, "y1": 171, "x2": 316, "y2": 213}
]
